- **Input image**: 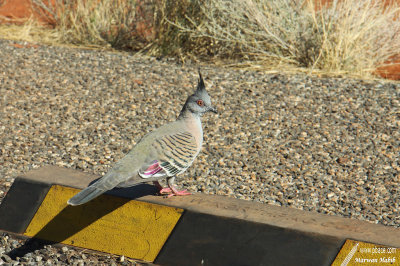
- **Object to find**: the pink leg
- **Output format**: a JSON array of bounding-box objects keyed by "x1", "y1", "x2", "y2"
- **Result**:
[
  {"x1": 159, "y1": 188, "x2": 172, "y2": 194},
  {"x1": 153, "y1": 181, "x2": 172, "y2": 194}
]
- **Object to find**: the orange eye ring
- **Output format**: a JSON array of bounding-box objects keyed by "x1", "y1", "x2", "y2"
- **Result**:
[{"x1": 197, "y1": 100, "x2": 204, "y2": 106}]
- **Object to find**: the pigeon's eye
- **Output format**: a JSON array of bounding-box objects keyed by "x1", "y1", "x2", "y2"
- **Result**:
[{"x1": 197, "y1": 100, "x2": 204, "y2": 106}]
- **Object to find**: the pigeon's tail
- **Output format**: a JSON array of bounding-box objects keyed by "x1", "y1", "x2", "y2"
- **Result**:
[
  {"x1": 67, "y1": 171, "x2": 123, "y2": 206},
  {"x1": 67, "y1": 186, "x2": 106, "y2": 206}
]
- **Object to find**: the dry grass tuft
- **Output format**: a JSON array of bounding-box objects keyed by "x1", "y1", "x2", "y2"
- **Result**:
[
  {"x1": 54, "y1": 0, "x2": 140, "y2": 49},
  {"x1": 146, "y1": 0, "x2": 206, "y2": 60},
  {"x1": 310, "y1": 0, "x2": 400, "y2": 76},
  {"x1": 2, "y1": 0, "x2": 400, "y2": 78},
  {"x1": 0, "y1": 17, "x2": 62, "y2": 45},
  {"x1": 174, "y1": 0, "x2": 400, "y2": 77}
]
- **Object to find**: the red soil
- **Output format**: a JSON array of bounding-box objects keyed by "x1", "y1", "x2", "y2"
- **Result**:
[
  {"x1": 375, "y1": 55, "x2": 400, "y2": 80},
  {"x1": 0, "y1": 0, "x2": 56, "y2": 25}
]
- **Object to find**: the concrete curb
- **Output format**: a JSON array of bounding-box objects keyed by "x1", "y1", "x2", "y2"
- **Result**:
[{"x1": 1, "y1": 166, "x2": 399, "y2": 265}]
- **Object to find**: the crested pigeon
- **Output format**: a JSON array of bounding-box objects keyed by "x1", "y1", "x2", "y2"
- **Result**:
[{"x1": 67, "y1": 71, "x2": 217, "y2": 206}]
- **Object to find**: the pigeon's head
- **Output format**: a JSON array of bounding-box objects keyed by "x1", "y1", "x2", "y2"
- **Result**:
[{"x1": 182, "y1": 71, "x2": 217, "y2": 117}]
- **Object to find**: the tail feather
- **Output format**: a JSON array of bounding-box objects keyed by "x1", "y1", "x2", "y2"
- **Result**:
[
  {"x1": 67, "y1": 186, "x2": 106, "y2": 206},
  {"x1": 67, "y1": 170, "x2": 129, "y2": 206},
  {"x1": 67, "y1": 157, "x2": 142, "y2": 205}
]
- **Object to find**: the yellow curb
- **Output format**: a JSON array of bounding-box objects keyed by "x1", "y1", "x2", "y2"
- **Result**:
[
  {"x1": 332, "y1": 239, "x2": 399, "y2": 265},
  {"x1": 24, "y1": 185, "x2": 183, "y2": 262}
]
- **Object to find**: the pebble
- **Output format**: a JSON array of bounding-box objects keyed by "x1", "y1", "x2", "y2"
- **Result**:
[
  {"x1": 0, "y1": 232, "x2": 150, "y2": 265},
  {"x1": 0, "y1": 38, "x2": 399, "y2": 263}
]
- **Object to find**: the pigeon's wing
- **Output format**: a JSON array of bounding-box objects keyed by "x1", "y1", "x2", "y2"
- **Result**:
[{"x1": 117, "y1": 131, "x2": 199, "y2": 187}]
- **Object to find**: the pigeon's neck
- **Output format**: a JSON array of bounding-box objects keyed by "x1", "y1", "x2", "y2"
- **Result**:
[
  {"x1": 177, "y1": 105, "x2": 203, "y2": 147},
  {"x1": 177, "y1": 103, "x2": 203, "y2": 145},
  {"x1": 178, "y1": 101, "x2": 201, "y2": 120},
  {"x1": 178, "y1": 108, "x2": 201, "y2": 123}
]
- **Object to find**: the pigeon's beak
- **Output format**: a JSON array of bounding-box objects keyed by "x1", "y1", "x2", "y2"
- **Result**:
[{"x1": 209, "y1": 106, "x2": 218, "y2": 114}]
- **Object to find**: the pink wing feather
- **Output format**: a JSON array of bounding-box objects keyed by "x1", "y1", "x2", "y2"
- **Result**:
[{"x1": 139, "y1": 160, "x2": 165, "y2": 178}]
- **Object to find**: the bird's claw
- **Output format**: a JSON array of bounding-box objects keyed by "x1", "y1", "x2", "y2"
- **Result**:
[
  {"x1": 155, "y1": 181, "x2": 191, "y2": 197},
  {"x1": 166, "y1": 190, "x2": 191, "y2": 198},
  {"x1": 159, "y1": 187, "x2": 172, "y2": 194},
  {"x1": 160, "y1": 188, "x2": 191, "y2": 198}
]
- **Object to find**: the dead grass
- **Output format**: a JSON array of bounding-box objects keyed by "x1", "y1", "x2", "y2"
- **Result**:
[
  {"x1": 58, "y1": 0, "x2": 139, "y2": 49},
  {"x1": 2, "y1": 0, "x2": 400, "y2": 78},
  {"x1": 147, "y1": 0, "x2": 206, "y2": 60},
  {"x1": 174, "y1": 0, "x2": 400, "y2": 77},
  {"x1": 310, "y1": 0, "x2": 400, "y2": 76},
  {"x1": 30, "y1": 0, "x2": 141, "y2": 49},
  {"x1": 0, "y1": 17, "x2": 62, "y2": 45},
  {"x1": 66, "y1": 0, "x2": 140, "y2": 49}
]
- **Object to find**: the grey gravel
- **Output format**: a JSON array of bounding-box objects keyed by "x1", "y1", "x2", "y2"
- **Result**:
[
  {"x1": 0, "y1": 232, "x2": 151, "y2": 265},
  {"x1": 0, "y1": 38, "x2": 399, "y2": 263}
]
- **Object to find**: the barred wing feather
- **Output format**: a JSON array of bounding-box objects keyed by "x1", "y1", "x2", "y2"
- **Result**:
[{"x1": 140, "y1": 131, "x2": 199, "y2": 178}]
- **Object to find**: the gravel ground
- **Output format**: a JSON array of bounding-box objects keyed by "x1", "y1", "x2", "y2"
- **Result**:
[
  {"x1": 1, "y1": 38, "x2": 399, "y2": 264},
  {"x1": 0, "y1": 232, "x2": 152, "y2": 265}
]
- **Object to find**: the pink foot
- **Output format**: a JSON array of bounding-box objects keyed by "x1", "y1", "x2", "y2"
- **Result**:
[
  {"x1": 166, "y1": 187, "x2": 191, "y2": 198},
  {"x1": 153, "y1": 181, "x2": 191, "y2": 197},
  {"x1": 159, "y1": 187, "x2": 172, "y2": 194}
]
